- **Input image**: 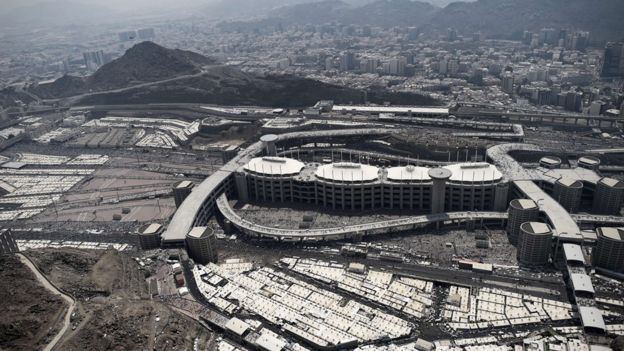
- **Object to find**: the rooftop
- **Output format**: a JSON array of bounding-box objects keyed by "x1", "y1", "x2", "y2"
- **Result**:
[
  {"x1": 443, "y1": 163, "x2": 503, "y2": 183},
  {"x1": 562, "y1": 244, "x2": 585, "y2": 265},
  {"x1": 176, "y1": 180, "x2": 193, "y2": 189},
  {"x1": 386, "y1": 165, "x2": 431, "y2": 182},
  {"x1": 578, "y1": 306, "x2": 605, "y2": 331},
  {"x1": 260, "y1": 134, "x2": 278, "y2": 142},
  {"x1": 255, "y1": 330, "x2": 287, "y2": 351},
  {"x1": 141, "y1": 223, "x2": 163, "y2": 235},
  {"x1": 540, "y1": 156, "x2": 562, "y2": 165},
  {"x1": 244, "y1": 157, "x2": 305, "y2": 176},
  {"x1": 521, "y1": 222, "x2": 551, "y2": 235},
  {"x1": 187, "y1": 226, "x2": 212, "y2": 239},
  {"x1": 332, "y1": 105, "x2": 449, "y2": 115},
  {"x1": 599, "y1": 177, "x2": 624, "y2": 189},
  {"x1": 556, "y1": 177, "x2": 583, "y2": 188},
  {"x1": 428, "y1": 167, "x2": 452, "y2": 180},
  {"x1": 578, "y1": 156, "x2": 600, "y2": 166},
  {"x1": 570, "y1": 273, "x2": 595, "y2": 295},
  {"x1": 225, "y1": 317, "x2": 250, "y2": 336},
  {"x1": 315, "y1": 162, "x2": 379, "y2": 183},
  {"x1": 511, "y1": 199, "x2": 538, "y2": 210},
  {"x1": 598, "y1": 227, "x2": 624, "y2": 241}
]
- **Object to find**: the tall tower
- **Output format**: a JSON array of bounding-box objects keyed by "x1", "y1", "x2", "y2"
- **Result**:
[
  {"x1": 260, "y1": 134, "x2": 278, "y2": 156},
  {"x1": 517, "y1": 222, "x2": 553, "y2": 266},
  {"x1": 601, "y1": 42, "x2": 624, "y2": 78},
  {"x1": 173, "y1": 180, "x2": 194, "y2": 208},
  {"x1": 592, "y1": 178, "x2": 624, "y2": 215},
  {"x1": 507, "y1": 199, "x2": 539, "y2": 244},
  {"x1": 428, "y1": 168, "x2": 452, "y2": 214},
  {"x1": 593, "y1": 227, "x2": 624, "y2": 272},
  {"x1": 553, "y1": 177, "x2": 583, "y2": 213},
  {"x1": 186, "y1": 227, "x2": 218, "y2": 265}
]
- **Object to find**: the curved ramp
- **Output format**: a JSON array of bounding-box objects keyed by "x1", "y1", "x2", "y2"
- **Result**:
[{"x1": 217, "y1": 193, "x2": 507, "y2": 241}]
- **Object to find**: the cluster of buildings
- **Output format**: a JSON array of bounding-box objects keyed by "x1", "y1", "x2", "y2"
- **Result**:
[
  {"x1": 137, "y1": 223, "x2": 218, "y2": 265},
  {"x1": 193, "y1": 263, "x2": 413, "y2": 349}
]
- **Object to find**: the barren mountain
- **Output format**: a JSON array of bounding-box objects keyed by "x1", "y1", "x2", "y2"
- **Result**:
[
  {"x1": 30, "y1": 42, "x2": 439, "y2": 107},
  {"x1": 31, "y1": 41, "x2": 216, "y2": 99}
]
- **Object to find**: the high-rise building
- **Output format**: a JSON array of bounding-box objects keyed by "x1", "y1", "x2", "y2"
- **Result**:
[
  {"x1": 540, "y1": 28, "x2": 557, "y2": 45},
  {"x1": 527, "y1": 69, "x2": 538, "y2": 82},
  {"x1": 360, "y1": 58, "x2": 379, "y2": 74},
  {"x1": 438, "y1": 58, "x2": 448, "y2": 75},
  {"x1": 83, "y1": 50, "x2": 106, "y2": 69},
  {"x1": 173, "y1": 180, "x2": 194, "y2": 208},
  {"x1": 589, "y1": 101, "x2": 606, "y2": 115},
  {"x1": 186, "y1": 226, "x2": 218, "y2": 264},
  {"x1": 339, "y1": 52, "x2": 355, "y2": 72},
  {"x1": 553, "y1": 177, "x2": 583, "y2": 213},
  {"x1": 137, "y1": 28, "x2": 156, "y2": 40},
  {"x1": 447, "y1": 28, "x2": 458, "y2": 42},
  {"x1": 522, "y1": 31, "x2": 532, "y2": 45},
  {"x1": 601, "y1": 42, "x2": 624, "y2": 78},
  {"x1": 447, "y1": 59, "x2": 460, "y2": 76},
  {"x1": 362, "y1": 26, "x2": 372, "y2": 37},
  {"x1": 592, "y1": 178, "x2": 624, "y2": 215},
  {"x1": 387, "y1": 57, "x2": 407, "y2": 76},
  {"x1": 507, "y1": 199, "x2": 539, "y2": 244},
  {"x1": 593, "y1": 227, "x2": 624, "y2": 273},
  {"x1": 137, "y1": 223, "x2": 163, "y2": 250},
  {"x1": 119, "y1": 30, "x2": 137, "y2": 42},
  {"x1": 325, "y1": 57, "x2": 334, "y2": 71},
  {"x1": 564, "y1": 91, "x2": 583, "y2": 112},
  {"x1": 502, "y1": 72, "x2": 514, "y2": 94},
  {"x1": 517, "y1": 222, "x2": 553, "y2": 265}
]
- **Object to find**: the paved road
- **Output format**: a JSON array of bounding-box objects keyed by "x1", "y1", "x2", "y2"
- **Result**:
[
  {"x1": 17, "y1": 253, "x2": 76, "y2": 351},
  {"x1": 42, "y1": 69, "x2": 211, "y2": 106}
]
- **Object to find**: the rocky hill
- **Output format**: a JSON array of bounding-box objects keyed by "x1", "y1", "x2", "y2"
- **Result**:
[
  {"x1": 31, "y1": 41, "x2": 216, "y2": 99},
  {"x1": 77, "y1": 65, "x2": 439, "y2": 107},
  {"x1": 31, "y1": 42, "x2": 439, "y2": 107}
]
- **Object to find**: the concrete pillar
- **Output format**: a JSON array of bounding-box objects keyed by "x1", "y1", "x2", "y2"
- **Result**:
[
  {"x1": 234, "y1": 172, "x2": 249, "y2": 202},
  {"x1": 429, "y1": 168, "x2": 452, "y2": 214},
  {"x1": 260, "y1": 134, "x2": 278, "y2": 156}
]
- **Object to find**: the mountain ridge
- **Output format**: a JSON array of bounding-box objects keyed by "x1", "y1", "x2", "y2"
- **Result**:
[{"x1": 217, "y1": 0, "x2": 624, "y2": 40}]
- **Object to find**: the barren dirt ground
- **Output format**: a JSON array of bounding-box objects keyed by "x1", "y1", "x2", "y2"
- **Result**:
[
  {"x1": 0, "y1": 255, "x2": 66, "y2": 351},
  {"x1": 26, "y1": 248, "x2": 208, "y2": 351}
]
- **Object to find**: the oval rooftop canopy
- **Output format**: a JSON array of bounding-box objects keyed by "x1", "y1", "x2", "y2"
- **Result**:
[{"x1": 244, "y1": 157, "x2": 305, "y2": 176}]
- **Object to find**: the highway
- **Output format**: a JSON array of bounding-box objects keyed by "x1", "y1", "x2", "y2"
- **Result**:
[{"x1": 44, "y1": 68, "x2": 215, "y2": 106}]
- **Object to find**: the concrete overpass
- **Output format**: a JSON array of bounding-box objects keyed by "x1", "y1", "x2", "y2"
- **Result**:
[{"x1": 217, "y1": 193, "x2": 507, "y2": 242}]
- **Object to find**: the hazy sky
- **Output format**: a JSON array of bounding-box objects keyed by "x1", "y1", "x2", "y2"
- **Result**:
[
  {"x1": 0, "y1": 0, "x2": 468, "y2": 12},
  {"x1": 0, "y1": 0, "x2": 208, "y2": 13}
]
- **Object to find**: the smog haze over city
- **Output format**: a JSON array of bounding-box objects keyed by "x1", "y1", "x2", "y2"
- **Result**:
[{"x1": 1, "y1": 0, "x2": 624, "y2": 351}]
